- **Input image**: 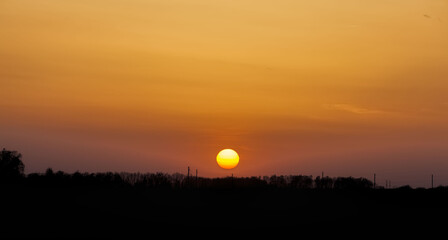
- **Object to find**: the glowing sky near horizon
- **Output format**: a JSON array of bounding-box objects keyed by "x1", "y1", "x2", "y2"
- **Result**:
[{"x1": 1, "y1": 0, "x2": 448, "y2": 187}]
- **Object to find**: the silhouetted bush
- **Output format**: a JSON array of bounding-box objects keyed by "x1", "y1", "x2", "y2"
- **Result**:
[
  {"x1": 314, "y1": 176, "x2": 334, "y2": 189},
  {"x1": 0, "y1": 148, "x2": 25, "y2": 182},
  {"x1": 269, "y1": 175, "x2": 288, "y2": 188},
  {"x1": 397, "y1": 185, "x2": 413, "y2": 190},
  {"x1": 290, "y1": 175, "x2": 313, "y2": 189},
  {"x1": 333, "y1": 177, "x2": 373, "y2": 190}
]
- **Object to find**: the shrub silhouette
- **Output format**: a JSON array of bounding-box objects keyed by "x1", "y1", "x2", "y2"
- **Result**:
[
  {"x1": 315, "y1": 176, "x2": 334, "y2": 189},
  {"x1": 290, "y1": 175, "x2": 313, "y2": 189},
  {"x1": 333, "y1": 177, "x2": 373, "y2": 190},
  {"x1": 0, "y1": 148, "x2": 25, "y2": 182}
]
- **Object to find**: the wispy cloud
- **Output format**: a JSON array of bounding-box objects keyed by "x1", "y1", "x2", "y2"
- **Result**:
[{"x1": 324, "y1": 104, "x2": 386, "y2": 114}]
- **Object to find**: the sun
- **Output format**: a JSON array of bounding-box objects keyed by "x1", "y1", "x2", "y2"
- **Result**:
[{"x1": 216, "y1": 149, "x2": 239, "y2": 170}]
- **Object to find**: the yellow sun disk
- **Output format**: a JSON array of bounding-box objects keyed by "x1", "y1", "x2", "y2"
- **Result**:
[{"x1": 216, "y1": 149, "x2": 239, "y2": 169}]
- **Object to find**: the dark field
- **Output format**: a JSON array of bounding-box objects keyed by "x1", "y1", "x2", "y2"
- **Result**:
[{"x1": 3, "y1": 181, "x2": 448, "y2": 238}]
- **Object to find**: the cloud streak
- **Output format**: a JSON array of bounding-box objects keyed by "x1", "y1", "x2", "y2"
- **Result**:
[{"x1": 324, "y1": 104, "x2": 386, "y2": 114}]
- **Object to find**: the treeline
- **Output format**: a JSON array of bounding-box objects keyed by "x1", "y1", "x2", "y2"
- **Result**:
[
  {"x1": 9, "y1": 168, "x2": 375, "y2": 190},
  {"x1": 2, "y1": 148, "x2": 374, "y2": 190}
]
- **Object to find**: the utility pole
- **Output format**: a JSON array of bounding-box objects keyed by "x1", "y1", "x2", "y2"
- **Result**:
[
  {"x1": 374, "y1": 173, "x2": 376, "y2": 189},
  {"x1": 432, "y1": 174, "x2": 434, "y2": 189},
  {"x1": 322, "y1": 171, "x2": 324, "y2": 178},
  {"x1": 187, "y1": 166, "x2": 190, "y2": 187}
]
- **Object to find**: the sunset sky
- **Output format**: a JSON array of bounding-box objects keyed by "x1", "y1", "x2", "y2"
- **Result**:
[{"x1": 1, "y1": 0, "x2": 447, "y2": 187}]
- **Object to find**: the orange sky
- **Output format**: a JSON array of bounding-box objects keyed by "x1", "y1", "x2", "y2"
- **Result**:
[{"x1": 1, "y1": 0, "x2": 448, "y2": 187}]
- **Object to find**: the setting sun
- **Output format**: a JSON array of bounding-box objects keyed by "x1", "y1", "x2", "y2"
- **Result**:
[{"x1": 216, "y1": 149, "x2": 239, "y2": 170}]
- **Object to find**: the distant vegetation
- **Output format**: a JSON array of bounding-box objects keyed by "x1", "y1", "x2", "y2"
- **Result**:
[{"x1": 1, "y1": 148, "x2": 376, "y2": 190}]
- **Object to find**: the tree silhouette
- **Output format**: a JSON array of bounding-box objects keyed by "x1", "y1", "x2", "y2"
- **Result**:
[
  {"x1": 0, "y1": 148, "x2": 25, "y2": 181},
  {"x1": 333, "y1": 177, "x2": 373, "y2": 190},
  {"x1": 315, "y1": 176, "x2": 334, "y2": 189},
  {"x1": 290, "y1": 175, "x2": 313, "y2": 189}
]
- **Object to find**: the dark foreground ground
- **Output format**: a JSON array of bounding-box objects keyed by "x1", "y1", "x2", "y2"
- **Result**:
[{"x1": 2, "y1": 184, "x2": 448, "y2": 238}]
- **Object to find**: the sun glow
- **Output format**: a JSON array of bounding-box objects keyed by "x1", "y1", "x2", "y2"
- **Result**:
[{"x1": 216, "y1": 149, "x2": 239, "y2": 170}]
